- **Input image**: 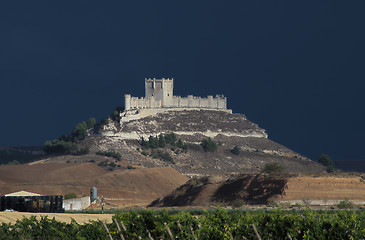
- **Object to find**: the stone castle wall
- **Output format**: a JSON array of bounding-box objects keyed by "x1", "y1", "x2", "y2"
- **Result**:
[
  {"x1": 125, "y1": 94, "x2": 227, "y2": 110},
  {"x1": 124, "y1": 78, "x2": 227, "y2": 110}
]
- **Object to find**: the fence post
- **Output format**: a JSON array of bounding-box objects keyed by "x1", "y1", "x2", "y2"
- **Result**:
[
  {"x1": 113, "y1": 219, "x2": 125, "y2": 240},
  {"x1": 102, "y1": 221, "x2": 114, "y2": 240}
]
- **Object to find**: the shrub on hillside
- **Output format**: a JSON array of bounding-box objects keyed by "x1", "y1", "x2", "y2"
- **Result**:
[
  {"x1": 231, "y1": 146, "x2": 241, "y2": 155},
  {"x1": 96, "y1": 151, "x2": 121, "y2": 161},
  {"x1": 140, "y1": 133, "x2": 187, "y2": 151},
  {"x1": 200, "y1": 138, "x2": 217, "y2": 152},
  {"x1": 0, "y1": 149, "x2": 42, "y2": 165},
  {"x1": 262, "y1": 162, "x2": 285, "y2": 173},
  {"x1": 337, "y1": 199, "x2": 355, "y2": 209},
  {"x1": 44, "y1": 140, "x2": 76, "y2": 154},
  {"x1": 87, "y1": 117, "x2": 97, "y2": 129},
  {"x1": 317, "y1": 154, "x2": 335, "y2": 173}
]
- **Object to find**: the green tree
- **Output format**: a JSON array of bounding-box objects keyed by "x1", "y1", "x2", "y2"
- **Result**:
[
  {"x1": 200, "y1": 138, "x2": 217, "y2": 152},
  {"x1": 262, "y1": 162, "x2": 285, "y2": 173},
  {"x1": 177, "y1": 139, "x2": 184, "y2": 148},
  {"x1": 87, "y1": 117, "x2": 97, "y2": 129},
  {"x1": 71, "y1": 122, "x2": 88, "y2": 142},
  {"x1": 164, "y1": 132, "x2": 177, "y2": 145},
  {"x1": 158, "y1": 134, "x2": 166, "y2": 148},
  {"x1": 44, "y1": 140, "x2": 76, "y2": 154},
  {"x1": 149, "y1": 135, "x2": 159, "y2": 149},
  {"x1": 231, "y1": 146, "x2": 241, "y2": 155},
  {"x1": 141, "y1": 137, "x2": 149, "y2": 148},
  {"x1": 318, "y1": 154, "x2": 334, "y2": 173},
  {"x1": 64, "y1": 193, "x2": 77, "y2": 199}
]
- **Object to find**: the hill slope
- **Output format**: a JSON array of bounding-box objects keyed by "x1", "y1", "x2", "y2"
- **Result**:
[
  {"x1": 0, "y1": 163, "x2": 188, "y2": 207},
  {"x1": 150, "y1": 173, "x2": 365, "y2": 207},
  {"x1": 79, "y1": 109, "x2": 324, "y2": 175}
]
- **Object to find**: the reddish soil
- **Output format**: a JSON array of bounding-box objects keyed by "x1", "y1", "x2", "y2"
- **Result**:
[{"x1": 0, "y1": 163, "x2": 188, "y2": 207}]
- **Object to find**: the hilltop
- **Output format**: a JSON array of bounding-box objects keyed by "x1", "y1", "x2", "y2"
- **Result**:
[{"x1": 75, "y1": 109, "x2": 325, "y2": 176}]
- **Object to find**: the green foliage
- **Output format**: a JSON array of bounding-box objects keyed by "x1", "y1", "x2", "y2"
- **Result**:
[
  {"x1": 158, "y1": 134, "x2": 166, "y2": 148},
  {"x1": 111, "y1": 106, "x2": 124, "y2": 122},
  {"x1": 262, "y1": 162, "x2": 285, "y2": 173},
  {"x1": 148, "y1": 135, "x2": 159, "y2": 149},
  {"x1": 96, "y1": 151, "x2": 121, "y2": 161},
  {"x1": 140, "y1": 133, "x2": 187, "y2": 151},
  {"x1": 337, "y1": 199, "x2": 355, "y2": 209},
  {"x1": 232, "y1": 199, "x2": 245, "y2": 208},
  {"x1": 64, "y1": 193, "x2": 77, "y2": 199},
  {"x1": 164, "y1": 132, "x2": 177, "y2": 145},
  {"x1": 200, "y1": 138, "x2": 217, "y2": 152},
  {"x1": 151, "y1": 150, "x2": 174, "y2": 163},
  {"x1": 72, "y1": 122, "x2": 88, "y2": 142},
  {"x1": 318, "y1": 154, "x2": 333, "y2": 166},
  {"x1": 318, "y1": 154, "x2": 335, "y2": 173},
  {"x1": 44, "y1": 140, "x2": 77, "y2": 154},
  {"x1": 111, "y1": 110, "x2": 119, "y2": 121},
  {"x1": 87, "y1": 117, "x2": 97, "y2": 129},
  {"x1": 231, "y1": 146, "x2": 241, "y2": 155},
  {"x1": 93, "y1": 118, "x2": 109, "y2": 133},
  {"x1": 72, "y1": 146, "x2": 90, "y2": 155},
  {"x1": 44, "y1": 117, "x2": 96, "y2": 155},
  {"x1": 2, "y1": 210, "x2": 365, "y2": 239},
  {"x1": 0, "y1": 149, "x2": 42, "y2": 165}
]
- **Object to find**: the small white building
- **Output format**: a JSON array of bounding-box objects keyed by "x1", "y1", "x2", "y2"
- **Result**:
[{"x1": 63, "y1": 196, "x2": 90, "y2": 211}]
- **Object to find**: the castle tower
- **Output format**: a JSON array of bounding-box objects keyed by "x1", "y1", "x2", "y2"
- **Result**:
[
  {"x1": 124, "y1": 94, "x2": 131, "y2": 110},
  {"x1": 145, "y1": 78, "x2": 174, "y2": 107}
]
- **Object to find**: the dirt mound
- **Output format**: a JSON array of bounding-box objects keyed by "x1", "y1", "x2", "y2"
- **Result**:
[
  {"x1": 0, "y1": 163, "x2": 188, "y2": 207},
  {"x1": 149, "y1": 174, "x2": 288, "y2": 207},
  {"x1": 150, "y1": 173, "x2": 365, "y2": 207}
]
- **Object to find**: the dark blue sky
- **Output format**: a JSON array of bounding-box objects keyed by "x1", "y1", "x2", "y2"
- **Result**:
[{"x1": 1, "y1": 1, "x2": 365, "y2": 162}]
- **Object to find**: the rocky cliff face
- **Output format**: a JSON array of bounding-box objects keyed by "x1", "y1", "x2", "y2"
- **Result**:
[{"x1": 84, "y1": 109, "x2": 324, "y2": 175}]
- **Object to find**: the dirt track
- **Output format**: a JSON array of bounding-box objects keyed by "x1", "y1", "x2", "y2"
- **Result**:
[{"x1": 0, "y1": 212, "x2": 113, "y2": 224}]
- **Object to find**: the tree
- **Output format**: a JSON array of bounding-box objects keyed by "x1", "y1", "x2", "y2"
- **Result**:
[
  {"x1": 262, "y1": 162, "x2": 285, "y2": 173},
  {"x1": 200, "y1": 138, "x2": 217, "y2": 152},
  {"x1": 71, "y1": 122, "x2": 88, "y2": 142},
  {"x1": 149, "y1": 135, "x2": 159, "y2": 149},
  {"x1": 158, "y1": 134, "x2": 166, "y2": 148},
  {"x1": 87, "y1": 117, "x2": 97, "y2": 129},
  {"x1": 318, "y1": 154, "x2": 334, "y2": 173},
  {"x1": 177, "y1": 139, "x2": 184, "y2": 148},
  {"x1": 164, "y1": 132, "x2": 177, "y2": 145},
  {"x1": 231, "y1": 146, "x2": 241, "y2": 155},
  {"x1": 141, "y1": 137, "x2": 149, "y2": 148}
]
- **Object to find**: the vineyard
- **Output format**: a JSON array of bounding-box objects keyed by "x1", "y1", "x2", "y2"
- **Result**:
[{"x1": 1, "y1": 209, "x2": 365, "y2": 239}]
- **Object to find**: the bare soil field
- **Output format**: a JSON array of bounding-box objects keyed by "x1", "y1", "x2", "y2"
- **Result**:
[
  {"x1": 274, "y1": 175, "x2": 365, "y2": 202},
  {"x1": 0, "y1": 163, "x2": 188, "y2": 207},
  {"x1": 0, "y1": 212, "x2": 113, "y2": 224}
]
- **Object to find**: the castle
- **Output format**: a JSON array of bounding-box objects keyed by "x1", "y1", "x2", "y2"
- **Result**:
[{"x1": 124, "y1": 78, "x2": 227, "y2": 110}]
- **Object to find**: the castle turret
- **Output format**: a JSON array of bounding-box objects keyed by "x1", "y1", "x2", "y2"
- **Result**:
[{"x1": 124, "y1": 94, "x2": 131, "y2": 110}]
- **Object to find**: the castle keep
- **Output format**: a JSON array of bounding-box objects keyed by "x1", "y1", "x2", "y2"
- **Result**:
[{"x1": 124, "y1": 78, "x2": 227, "y2": 110}]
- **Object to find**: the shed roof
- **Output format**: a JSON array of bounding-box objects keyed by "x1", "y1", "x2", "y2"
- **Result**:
[{"x1": 5, "y1": 191, "x2": 41, "y2": 197}]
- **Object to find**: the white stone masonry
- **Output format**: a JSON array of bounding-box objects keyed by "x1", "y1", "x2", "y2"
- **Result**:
[{"x1": 124, "y1": 78, "x2": 227, "y2": 110}]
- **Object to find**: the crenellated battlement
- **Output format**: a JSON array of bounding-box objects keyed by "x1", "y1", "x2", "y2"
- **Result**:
[{"x1": 124, "y1": 78, "x2": 227, "y2": 110}]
